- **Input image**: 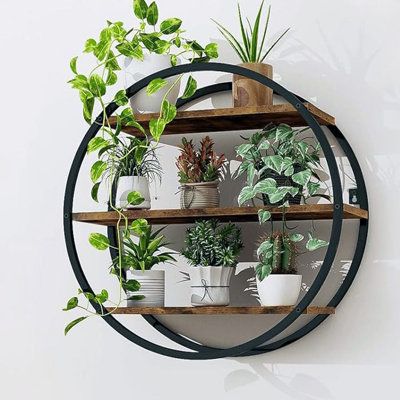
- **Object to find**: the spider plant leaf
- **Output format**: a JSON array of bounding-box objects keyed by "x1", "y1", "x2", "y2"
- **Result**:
[
  {"x1": 260, "y1": 27, "x2": 290, "y2": 62},
  {"x1": 237, "y1": 4, "x2": 251, "y2": 60},
  {"x1": 212, "y1": 19, "x2": 248, "y2": 62},
  {"x1": 250, "y1": 0, "x2": 264, "y2": 62},
  {"x1": 257, "y1": 4, "x2": 271, "y2": 62}
]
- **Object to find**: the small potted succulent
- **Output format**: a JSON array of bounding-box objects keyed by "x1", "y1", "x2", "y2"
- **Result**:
[
  {"x1": 182, "y1": 220, "x2": 243, "y2": 306},
  {"x1": 176, "y1": 136, "x2": 226, "y2": 209},
  {"x1": 255, "y1": 231, "x2": 329, "y2": 306},
  {"x1": 213, "y1": 1, "x2": 289, "y2": 107},
  {"x1": 235, "y1": 123, "x2": 327, "y2": 207},
  {"x1": 112, "y1": 220, "x2": 176, "y2": 307}
]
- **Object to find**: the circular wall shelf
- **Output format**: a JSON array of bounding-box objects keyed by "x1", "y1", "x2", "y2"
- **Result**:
[{"x1": 63, "y1": 63, "x2": 368, "y2": 359}]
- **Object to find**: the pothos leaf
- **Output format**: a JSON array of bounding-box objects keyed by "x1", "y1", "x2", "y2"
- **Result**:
[
  {"x1": 123, "y1": 279, "x2": 141, "y2": 292},
  {"x1": 182, "y1": 76, "x2": 197, "y2": 99},
  {"x1": 63, "y1": 297, "x2": 78, "y2": 311},
  {"x1": 88, "y1": 233, "x2": 110, "y2": 250},
  {"x1": 91, "y1": 182, "x2": 100, "y2": 202},
  {"x1": 292, "y1": 169, "x2": 312, "y2": 186},
  {"x1": 87, "y1": 137, "x2": 109, "y2": 153},
  {"x1": 127, "y1": 294, "x2": 146, "y2": 301},
  {"x1": 161, "y1": 100, "x2": 177, "y2": 123},
  {"x1": 146, "y1": 1, "x2": 158, "y2": 25},
  {"x1": 238, "y1": 186, "x2": 255, "y2": 205},
  {"x1": 84, "y1": 38, "x2": 97, "y2": 53},
  {"x1": 127, "y1": 191, "x2": 145, "y2": 206},
  {"x1": 64, "y1": 317, "x2": 88, "y2": 336},
  {"x1": 204, "y1": 43, "x2": 218, "y2": 58},
  {"x1": 149, "y1": 118, "x2": 166, "y2": 141},
  {"x1": 306, "y1": 233, "x2": 329, "y2": 251},
  {"x1": 70, "y1": 56, "x2": 78, "y2": 74},
  {"x1": 113, "y1": 89, "x2": 129, "y2": 106},
  {"x1": 90, "y1": 160, "x2": 107, "y2": 183},
  {"x1": 133, "y1": 0, "x2": 148, "y2": 19},
  {"x1": 147, "y1": 77, "x2": 168, "y2": 95},
  {"x1": 130, "y1": 218, "x2": 149, "y2": 235},
  {"x1": 160, "y1": 18, "x2": 182, "y2": 34},
  {"x1": 258, "y1": 209, "x2": 271, "y2": 224}
]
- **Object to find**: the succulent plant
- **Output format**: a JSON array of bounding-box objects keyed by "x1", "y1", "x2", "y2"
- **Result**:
[
  {"x1": 176, "y1": 136, "x2": 226, "y2": 183},
  {"x1": 182, "y1": 220, "x2": 243, "y2": 267}
]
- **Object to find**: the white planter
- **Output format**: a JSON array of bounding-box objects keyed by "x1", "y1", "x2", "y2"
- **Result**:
[
  {"x1": 116, "y1": 176, "x2": 151, "y2": 209},
  {"x1": 189, "y1": 266, "x2": 233, "y2": 306},
  {"x1": 124, "y1": 54, "x2": 180, "y2": 113},
  {"x1": 256, "y1": 274, "x2": 302, "y2": 306},
  {"x1": 180, "y1": 181, "x2": 220, "y2": 209},
  {"x1": 126, "y1": 270, "x2": 165, "y2": 307}
]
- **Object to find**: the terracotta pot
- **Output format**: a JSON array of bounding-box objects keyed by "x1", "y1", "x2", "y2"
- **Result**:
[
  {"x1": 180, "y1": 180, "x2": 220, "y2": 209},
  {"x1": 233, "y1": 63, "x2": 273, "y2": 108}
]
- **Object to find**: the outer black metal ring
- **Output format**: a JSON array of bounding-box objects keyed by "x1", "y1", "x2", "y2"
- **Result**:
[
  {"x1": 122, "y1": 83, "x2": 368, "y2": 356},
  {"x1": 64, "y1": 62, "x2": 343, "y2": 359}
]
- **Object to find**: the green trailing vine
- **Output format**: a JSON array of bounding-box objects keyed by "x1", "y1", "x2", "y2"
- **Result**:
[{"x1": 63, "y1": 0, "x2": 218, "y2": 335}]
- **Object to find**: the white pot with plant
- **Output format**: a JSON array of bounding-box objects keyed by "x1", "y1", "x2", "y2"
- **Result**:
[
  {"x1": 176, "y1": 136, "x2": 226, "y2": 209},
  {"x1": 112, "y1": 221, "x2": 176, "y2": 307},
  {"x1": 120, "y1": 0, "x2": 219, "y2": 113},
  {"x1": 182, "y1": 220, "x2": 243, "y2": 306},
  {"x1": 213, "y1": 1, "x2": 290, "y2": 108}
]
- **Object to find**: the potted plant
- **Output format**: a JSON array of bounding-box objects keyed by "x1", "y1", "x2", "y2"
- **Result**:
[
  {"x1": 255, "y1": 231, "x2": 329, "y2": 306},
  {"x1": 182, "y1": 220, "x2": 243, "y2": 306},
  {"x1": 176, "y1": 136, "x2": 226, "y2": 209},
  {"x1": 213, "y1": 1, "x2": 290, "y2": 107},
  {"x1": 235, "y1": 123, "x2": 327, "y2": 207},
  {"x1": 112, "y1": 220, "x2": 176, "y2": 307},
  {"x1": 71, "y1": 0, "x2": 218, "y2": 117}
]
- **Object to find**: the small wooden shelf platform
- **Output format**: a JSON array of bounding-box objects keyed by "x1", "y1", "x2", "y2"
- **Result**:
[
  {"x1": 106, "y1": 306, "x2": 335, "y2": 315},
  {"x1": 72, "y1": 204, "x2": 368, "y2": 226},
  {"x1": 109, "y1": 103, "x2": 335, "y2": 137}
]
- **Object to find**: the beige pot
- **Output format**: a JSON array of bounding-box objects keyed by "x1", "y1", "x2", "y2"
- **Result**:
[
  {"x1": 180, "y1": 181, "x2": 220, "y2": 209},
  {"x1": 233, "y1": 63, "x2": 273, "y2": 108}
]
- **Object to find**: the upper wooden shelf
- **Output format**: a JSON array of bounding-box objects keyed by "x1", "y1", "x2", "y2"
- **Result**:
[
  {"x1": 106, "y1": 306, "x2": 335, "y2": 315},
  {"x1": 109, "y1": 103, "x2": 335, "y2": 137},
  {"x1": 72, "y1": 204, "x2": 368, "y2": 226}
]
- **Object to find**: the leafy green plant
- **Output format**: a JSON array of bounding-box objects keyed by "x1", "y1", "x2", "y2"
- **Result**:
[
  {"x1": 182, "y1": 220, "x2": 243, "y2": 267},
  {"x1": 88, "y1": 135, "x2": 161, "y2": 202},
  {"x1": 212, "y1": 1, "x2": 290, "y2": 63},
  {"x1": 112, "y1": 223, "x2": 176, "y2": 272},
  {"x1": 234, "y1": 123, "x2": 330, "y2": 281},
  {"x1": 176, "y1": 136, "x2": 226, "y2": 183}
]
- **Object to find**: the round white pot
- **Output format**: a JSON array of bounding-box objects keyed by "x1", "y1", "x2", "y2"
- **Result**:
[
  {"x1": 124, "y1": 54, "x2": 180, "y2": 113},
  {"x1": 180, "y1": 181, "x2": 220, "y2": 209},
  {"x1": 116, "y1": 176, "x2": 151, "y2": 209},
  {"x1": 126, "y1": 270, "x2": 165, "y2": 307},
  {"x1": 189, "y1": 266, "x2": 233, "y2": 306},
  {"x1": 256, "y1": 274, "x2": 302, "y2": 306}
]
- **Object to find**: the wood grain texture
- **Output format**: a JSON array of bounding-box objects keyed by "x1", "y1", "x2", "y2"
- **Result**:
[
  {"x1": 72, "y1": 204, "x2": 368, "y2": 226},
  {"x1": 105, "y1": 306, "x2": 335, "y2": 315},
  {"x1": 109, "y1": 104, "x2": 335, "y2": 137}
]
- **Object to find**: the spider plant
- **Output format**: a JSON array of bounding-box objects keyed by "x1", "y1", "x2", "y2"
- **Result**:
[{"x1": 212, "y1": 1, "x2": 290, "y2": 63}]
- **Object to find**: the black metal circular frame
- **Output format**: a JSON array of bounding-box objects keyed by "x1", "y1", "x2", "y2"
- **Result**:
[{"x1": 63, "y1": 63, "x2": 368, "y2": 359}]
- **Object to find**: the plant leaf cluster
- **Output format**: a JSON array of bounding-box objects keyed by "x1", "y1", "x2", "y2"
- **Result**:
[{"x1": 182, "y1": 220, "x2": 243, "y2": 267}]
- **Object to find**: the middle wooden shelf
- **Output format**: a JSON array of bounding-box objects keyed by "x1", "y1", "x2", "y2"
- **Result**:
[{"x1": 72, "y1": 204, "x2": 368, "y2": 226}]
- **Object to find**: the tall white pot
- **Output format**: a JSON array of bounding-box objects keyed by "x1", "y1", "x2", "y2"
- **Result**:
[
  {"x1": 126, "y1": 270, "x2": 165, "y2": 307},
  {"x1": 256, "y1": 274, "x2": 302, "y2": 306},
  {"x1": 189, "y1": 266, "x2": 233, "y2": 306},
  {"x1": 124, "y1": 54, "x2": 180, "y2": 113},
  {"x1": 116, "y1": 176, "x2": 151, "y2": 209}
]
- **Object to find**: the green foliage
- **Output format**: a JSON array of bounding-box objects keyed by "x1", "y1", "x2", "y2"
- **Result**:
[
  {"x1": 255, "y1": 232, "x2": 297, "y2": 281},
  {"x1": 176, "y1": 136, "x2": 226, "y2": 183},
  {"x1": 182, "y1": 220, "x2": 243, "y2": 267},
  {"x1": 113, "y1": 225, "x2": 176, "y2": 271},
  {"x1": 212, "y1": 1, "x2": 290, "y2": 63},
  {"x1": 88, "y1": 233, "x2": 110, "y2": 250}
]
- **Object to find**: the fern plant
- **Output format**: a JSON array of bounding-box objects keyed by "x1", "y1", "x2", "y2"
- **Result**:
[
  {"x1": 212, "y1": 1, "x2": 290, "y2": 63},
  {"x1": 176, "y1": 136, "x2": 226, "y2": 183},
  {"x1": 182, "y1": 220, "x2": 243, "y2": 267}
]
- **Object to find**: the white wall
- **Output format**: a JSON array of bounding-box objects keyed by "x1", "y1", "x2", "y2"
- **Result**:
[{"x1": 1, "y1": 0, "x2": 399, "y2": 399}]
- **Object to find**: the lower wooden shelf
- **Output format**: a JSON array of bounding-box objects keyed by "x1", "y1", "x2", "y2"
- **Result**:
[{"x1": 106, "y1": 306, "x2": 335, "y2": 315}]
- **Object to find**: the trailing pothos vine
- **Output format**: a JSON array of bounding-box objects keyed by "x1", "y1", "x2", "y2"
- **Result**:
[{"x1": 63, "y1": 0, "x2": 218, "y2": 335}]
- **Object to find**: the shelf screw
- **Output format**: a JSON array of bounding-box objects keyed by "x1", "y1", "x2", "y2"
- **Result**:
[
  {"x1": 296, "y1": 308, "x2": 301, "y2": 313},
  {"x1": 334, "y1": 204, "x2": 341, "y2": 210},
  {"x1": 64, "y1": 213, "x2": 69, "y2": 218},
  {"x1": 295, "y1": 103, "x2": 301, "y2": 109}
]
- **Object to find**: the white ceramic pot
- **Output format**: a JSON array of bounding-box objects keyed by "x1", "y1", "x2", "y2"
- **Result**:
[
  {"x1": 189, "y1": 266, "x2": 233, "y2": 306},
  {"x1": 116, "y1": 176, "x2": 151, "y2": 209},
  {"x1": 256, "y1": 274, "x2": 302, "y2": 306},
  {"x1": 126, "y1": 270, "x2": 165, "y2": 307},
  {"x1": 180, "y1": 181, "x2": 220, "y2": 209},
  {"x1": 124, "y1": 54, "x2": 180, "y2": 113}
]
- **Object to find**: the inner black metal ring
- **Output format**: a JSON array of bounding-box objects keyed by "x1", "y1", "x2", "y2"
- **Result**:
[
  {"x1": 120, "y1": 82, "x2": 368, "y2": 356},
  {"x1": 64, "y1": 62, "x2": 343, "y2": 359}
]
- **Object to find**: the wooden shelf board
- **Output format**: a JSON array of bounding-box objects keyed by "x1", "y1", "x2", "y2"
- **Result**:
[
  {"x1": 72, "y1": 204, "x2": 368, "y2": 226},
  {"x1": 109, "y1": 103, "x2": 335, "y2": 137},
  {"x1": 106, "y1": 306, "x2": 335, "y2": 315}
]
